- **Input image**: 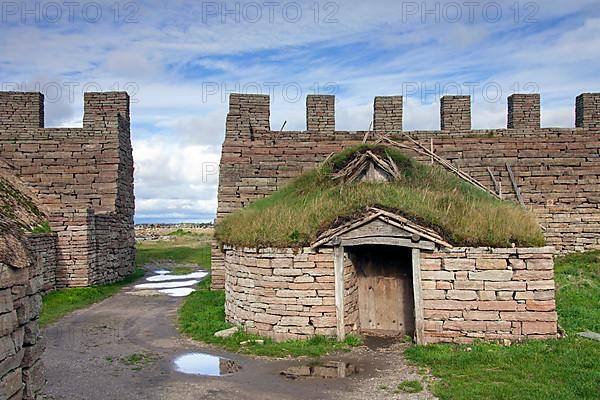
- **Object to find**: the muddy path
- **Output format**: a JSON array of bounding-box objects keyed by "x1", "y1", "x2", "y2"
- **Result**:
[{"x1": 42, "y1": 266, "x2": 436, "y2": 400}]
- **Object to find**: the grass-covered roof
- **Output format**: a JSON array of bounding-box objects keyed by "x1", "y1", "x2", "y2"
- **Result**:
[
  {"x1": 216, "y1": 145, "x2": 545, "y2": 249},
  {"x1": 0, "y1": 171, "x2": 48, "y2": 234}
]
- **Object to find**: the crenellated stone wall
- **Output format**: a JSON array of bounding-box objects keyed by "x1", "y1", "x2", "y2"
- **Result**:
[
  {"x1": 213, "y1": 92, "x2": 600, "y2": 289},
  {"x1": 0, "y1": 91, "x2": 135, "y2": 288}
]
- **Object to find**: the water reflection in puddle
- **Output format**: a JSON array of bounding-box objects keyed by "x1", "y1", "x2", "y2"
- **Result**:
[
  {"x1": 281, "y1": 361, "x2": 360, "y2": 379},
  {"x1": 174, "y1": 353, "x2": 241, "y2": 376},
  {"x1": 132, "y1": 267, "x2": 208, "y2": 298},
  {"x1": 154, "y1": 269, "x2": 170, "y2": 275},
  {"x1": 146, "y1": 271, "x2": 208, "y2": 282},
  {"x1": 159, "y1": 287, "x2": 196, "y2": 297}
]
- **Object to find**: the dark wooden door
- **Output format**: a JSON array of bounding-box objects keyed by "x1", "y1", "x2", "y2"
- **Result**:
[{"x1": 353, "y1": 246, "x2": 415, "y2": 336}]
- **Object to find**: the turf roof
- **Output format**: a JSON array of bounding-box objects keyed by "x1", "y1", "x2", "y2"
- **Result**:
[{"x1": 216, "y1": 145, "x2": 545, "y2": 249}]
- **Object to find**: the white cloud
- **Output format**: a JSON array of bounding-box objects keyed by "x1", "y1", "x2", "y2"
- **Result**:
[
  {"x1": 2, "y1": 0, "x2": 600, "y2": 222},
  {"x1": 133, "y1": 137, "x2": 220, "y2": 222}
]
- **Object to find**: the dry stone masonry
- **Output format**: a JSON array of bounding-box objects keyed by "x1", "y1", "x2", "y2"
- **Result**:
[
  {"x1": 576, "y1": 93, "x2": 600, "y2": 129},
  {"x1": 373, "y1": 96, "x2": 403, "y2": 133},
  {"x1": 440, "y1": 95, "x2": 471, "y2": 131},
  {"x1": 224, "y1": 247, "x2": 339, "y2": 340},
  {"x1": 215, "y1": 90, "x2": 599, "y2": 344},
  {"x1": 222, "y1": 245, "x2": 558, "y2": 343},
  {"x1": 1, "y1": 233, "x2": 48, "y2": 399},
  {"x1": 1, "y1": 91, "x2": 136, "y2": 397},
  {"x1": 420, "y1": 247, "x2": 557, "y2": 343},
  {"x1": 508, "y1": 94, "x2": 540, "y2": 129},
  {"x1": 0, "y1": 91, "x2": 135, "y2": 289},
  {"x1": 306, "y1": 95, "x2": 335, "y2": 134},
  {"x1": 214, "y1": 92, "x2": 600, "y2": 289}
]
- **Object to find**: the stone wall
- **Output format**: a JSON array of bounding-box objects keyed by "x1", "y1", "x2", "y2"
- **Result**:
[
  {"x1": 440, "y1": 95, "x2": 471, "y2": 131},
  {"x1": 0, "y1": 234, "x2": 49, "y2": 400},
  {"x1": 0, "y1": 91, "x2": 135, "y2": 288},
  {"x1": 223, "y1": 245, "x2": 557, "y2": 343},
  {"x1": 223, "y1": 246, "x2": 340, "y2": 340},
  {"x1": 211, "y1": 242, "x2": 225, "y2": 289},
  {"x1": 373, "y1": 96, "x2": 403, "y2": 133},
  {"x1": 26, "y1": 234, "x2": 57, "y2": 293},
  {"x1": 420, "y1": 246, "x2": 557, "y2": 344},
  {"x1": 216, "y1": 93, "x2": 600, "y2": 261}
]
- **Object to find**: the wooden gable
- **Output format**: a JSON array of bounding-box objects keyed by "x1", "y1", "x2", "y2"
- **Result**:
[
  {"x1": 332, "y1": 217, "x2": 436, "y2": 250},
  {"x1": 313, "y1": 208, "x2": 452, "y2": 250}
]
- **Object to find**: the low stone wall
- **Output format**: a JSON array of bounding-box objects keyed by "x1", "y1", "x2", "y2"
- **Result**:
[
  {"x1": 420, "y1": 246, "x2": 558, "y2": 344},
  {"x1": 223, "y1": 246, "x2": 340, "y2": 340},
  {"x1": 27, "y1": 234, "x2": 57, "y2": 293},
  {"x1": 1, "y1": 234, "x2": 47, "y2": 399},
  {"x1": 91, "y1": 214, "x2": 135, "y2": 285},
  {"x1": 211, "y1": 242, "x2": 225, "y2": 290},
  {"x1": 224, "y1": 245, "x2": 558, "y2": 344}
]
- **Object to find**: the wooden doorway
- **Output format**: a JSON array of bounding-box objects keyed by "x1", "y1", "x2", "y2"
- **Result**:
[{"x1": 348, "y1": 245, "x2": 415, "y2": 337}]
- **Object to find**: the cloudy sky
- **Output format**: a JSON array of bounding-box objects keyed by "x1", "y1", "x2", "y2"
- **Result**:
[{"x1": 1, "y1": 0, "x2": 599, "y2": 223}]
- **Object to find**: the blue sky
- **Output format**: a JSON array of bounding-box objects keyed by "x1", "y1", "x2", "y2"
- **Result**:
[{"x1": 1, "y1": 0, "x2": 599, "y2": 223}]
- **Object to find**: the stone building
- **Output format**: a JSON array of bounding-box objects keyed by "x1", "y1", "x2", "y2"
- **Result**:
[
  {"x1": 214, "y1": 91, "x2": 600, "y2": 343},
  {"x1": 0, "y1": 91, "x2": 136, "y2": 289},
  {"x1": 0, "y1": 91, "x2": 136, "y2": 398},
  {"x1": 1, "y1": 166, "x2": 51, "y2": 399}
]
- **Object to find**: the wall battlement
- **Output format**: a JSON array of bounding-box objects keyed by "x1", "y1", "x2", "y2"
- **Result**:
[
  {"x1": 0, "y1": 91, "x2": 135, "y2": 288},
  {"x1": 215, "y1": 91, "x2": 600, "y2": 288},
  {"x1": 224, "y1": 92, "x2": 600, "y2": 137}
]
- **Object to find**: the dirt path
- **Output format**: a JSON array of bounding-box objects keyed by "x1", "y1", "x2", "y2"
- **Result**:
[{"x1": 42, "y1": 269, "x2": 437, "y2": 400}]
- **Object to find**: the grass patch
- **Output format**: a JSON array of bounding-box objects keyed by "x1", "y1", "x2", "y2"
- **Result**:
[
  {"x1": 120, "y1": 352, "x2": 160, "y2": 367},
  {"x1": 396, "y1": 380, "x2": 424, "y2": 393},
  {"x1": 168, "y1": 229, "x2": 209, "y2": 239},
  {"x1": 136, "y1": 237, "x2": 211, "y2": 269},
  {"x1": 216, "y1": 144, "x2": 544, "y2": 248},
  {"x1": 178, "y1": 278, "x2": 362, "y2": 357},
  {"x1": 30, "y1": 220, "x2": 51, "y2": 234},
  {"x1": 554, "y1": 251, "x2": 600, "y2": 333},
  {"x1": 405, "y1": 251, "x2": 600, "y2": 400},
  {"x1": 170, "y1": 265, "x2": 196, "y2": 275},
  {"x1": 40, "y1": 268, "x2": 145, "y2": 327}
]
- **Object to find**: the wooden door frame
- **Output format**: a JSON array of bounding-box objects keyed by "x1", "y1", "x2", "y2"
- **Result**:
[{"x1": 332, "y1": 243, "x2": 425, "y2": 344}]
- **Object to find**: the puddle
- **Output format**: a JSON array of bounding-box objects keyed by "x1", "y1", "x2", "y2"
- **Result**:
[
  {"x1": 281, "y1": 361, "x2": 360, "y2": 379},
  {"x1": 146, "y1": 271, "x2": 208, "y2": 282},
  {"x1": 132, "y1": 267, "x2": 208, "y2": 297},
  {"x1": 173, "y1": 353, "x2": 241, "y2": 376},
  {"x1": 134, "y1": 280, "x2": 200, "y2": 290},
  {"x1": 154, "y1": 269, "x2": 170, "y2": 275},
  {"x1": 158, "y1": 287, "x2": 196, "y2": 297}
]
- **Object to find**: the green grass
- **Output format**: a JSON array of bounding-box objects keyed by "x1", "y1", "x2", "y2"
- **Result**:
[
  {"x1": 30, "y1": 220, "x2": 51, "y2": 234},
  {"x1": 41, "y1": 235, "x2": 212, "y2": 327},
  {"x1": 216, "y1": 144, "x2": 544, "y2": 248},
  {"x1": 135, "y1": 238, "x2": 211, "y2": 269},
  {"x1": 178, "y1": 279, "x2": 362, "y2": 357},
  {"x1": 120, "y1": 352, "x2": 160, "y2": 366},
  {"x1": 405, "y1": 251, "x2": 600, "y2": 400},
  {"x1": 396, "y1": 380, "x2": 424, "y2": 393},
  {"x1": 167, "y1": 229, "x2": 209, "y2": 238},
  {"x1": 40, "y1": 268, "x2": 145, "y2": 327},
  {"x1": 169, "y1": 265, "x2": 196, "y2": 275},
  {"x1": 554, "y1": 251, "x2": 600, "y2": 333}
]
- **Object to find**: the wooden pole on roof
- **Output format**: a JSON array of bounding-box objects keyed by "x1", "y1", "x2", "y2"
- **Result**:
[
  {"x1": 378, "y1": 134, "x2": 501, "y2": 199},
  {"x1": 506, "y1": 163, "x2": 525, "y2": 207}
]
